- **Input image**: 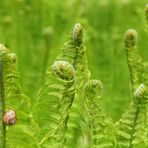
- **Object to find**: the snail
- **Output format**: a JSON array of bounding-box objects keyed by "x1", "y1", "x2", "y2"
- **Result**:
[
  {"x1": 3, "y1": 110, "x2": 16, "y2": 126},
  {"x1": 133, "y1": 84, "x2": 147, "y2": 99}
]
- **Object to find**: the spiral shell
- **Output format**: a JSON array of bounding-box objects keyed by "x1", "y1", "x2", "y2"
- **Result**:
[
  {"x1": 3, "y1": 110, "x2": 16, "y2": 126},
  {"x1": 133, "y1": 84, "x2": 147, "y2": 99}
]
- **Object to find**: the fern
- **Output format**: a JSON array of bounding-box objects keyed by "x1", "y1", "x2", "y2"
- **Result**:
[
  {"x1": 0, "y1": 5, "x2": 148, "y2": 146},
  {"x1": 32, "y1": 60, "x2": 75, "y2": 147},
  {"x1": 0, "y1": 44, "x2": 33, "y2": 148},
  {"x1": 115, "y1": 29, "x2": 148, "y2": 147},
  {"x1": 57, "y1": 23, "x2": 90, "y2": 82},
  {"x1": 84, "y1": 80, "x2": 117, "y2": 147},
  {"x1": 56, "y1": 23, "x2": 90, "y2": 147}
]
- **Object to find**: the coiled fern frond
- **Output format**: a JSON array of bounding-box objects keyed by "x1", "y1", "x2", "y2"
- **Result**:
[
  {"x1": 0, "y1": 44, "x2": 32, "y2": 148},
  {"x1": 56, "y1": 23, "x2": 90, "y2": 147},
  {"x1": 33, "y1": 60, "x2": 75, "y2": 147},
  {"x1": 115, "y1": 29, "x2": 148, "y2": 147},
  {"x1": 0, "y1": 44, "x2": 21, "y2": 97},
  {"x1": 84, "y1": 80, "x2": 117, "y2": 147},
  {"x1": 57, "y1": 23, "x2": 90, "y2": 83}
]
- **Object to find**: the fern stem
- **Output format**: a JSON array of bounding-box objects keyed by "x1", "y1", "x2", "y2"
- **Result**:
[
  {"x1": 72, "y1": 46, "x2": 78, "y2": 69},
  {"x1": 0, "y1": 54, "x2": 6, "y2": 148},
  {"x1": 129, "y1": 102, "x2": 139, "y2": 148}
]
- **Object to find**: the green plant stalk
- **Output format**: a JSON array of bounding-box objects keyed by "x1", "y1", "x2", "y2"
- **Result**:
[
  {"x1": 0, "y1": 51, "x2": 6, "y2": 148},
  {"x1": 129, "y1": 104, "x2": 139, "y2": 148}
]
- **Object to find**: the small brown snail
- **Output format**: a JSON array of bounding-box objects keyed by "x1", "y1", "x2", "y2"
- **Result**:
[{"x1": 3, "y1": 110, "x2": 16, "y2": 126}]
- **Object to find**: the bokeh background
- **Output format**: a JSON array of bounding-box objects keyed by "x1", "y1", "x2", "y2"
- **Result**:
[{"x1": 0, "y1": 0, "x2": 148, "y2": 121}]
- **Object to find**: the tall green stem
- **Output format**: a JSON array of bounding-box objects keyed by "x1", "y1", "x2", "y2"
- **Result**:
[{"x1": 0, "y1": 52, "x2": 6, "y2": 148}]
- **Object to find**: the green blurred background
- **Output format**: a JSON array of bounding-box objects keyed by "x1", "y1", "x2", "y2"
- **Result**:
[{"x1": 0, "y1": 0, "x2": 148, "y2": 121}]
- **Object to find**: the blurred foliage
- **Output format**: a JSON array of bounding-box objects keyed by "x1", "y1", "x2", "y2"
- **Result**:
[{"x1": 0, "y1": 0, "x2": 148, "y2": 122}]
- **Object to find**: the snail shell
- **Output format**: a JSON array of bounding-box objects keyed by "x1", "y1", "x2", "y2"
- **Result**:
[
  {"x1": 3, "y1": 110, "x2": 16, "y2": 126},
  {"x1": 133, "y1": 84, "x2": 146, "y2": 99}
]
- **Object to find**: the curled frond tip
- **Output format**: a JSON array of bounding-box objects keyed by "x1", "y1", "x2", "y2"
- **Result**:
[
  {"x1": 52, "y1": 61, "x2": 75, "y2": 81},
  {"x1": 124, "y1": 29, "x2": 137, "y2": 47},
  {"x1": 85, "y1": 80, "x2": 103, "y2": 97},
  {"x1": 72, "y1": 23, "x2": 83, "y2": 45}
]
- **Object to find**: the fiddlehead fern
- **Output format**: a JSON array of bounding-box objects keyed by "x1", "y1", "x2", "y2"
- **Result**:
[
  {"x1": 56, "y1": 23, "x2": 90, "y2": 147},
  {"x1": 124, "y1": 29, "x2": 144, "y2": 91},
  {"x1": 33, "y1": 60, "x2": 75, "y2": 147},
  {"x1": 0, "y1": 44, "x2": 33, "y2": 148},
  {"x1": 115, "y1": 29, "x2": 148, "y2": 147},
  {"x1": 57, "y1": 23, "x2": 90, "y2": 82},
  {"x1": 84, "y1": 80, "x2": 116, "y2": 147},
  {"x1": 72, "y1": 23, "x2": 83, "y2": 47}
]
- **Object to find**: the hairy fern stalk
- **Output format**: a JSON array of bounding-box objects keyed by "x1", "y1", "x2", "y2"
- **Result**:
[
  {"x1": 115, "y1": 29, "x2": 148, "y2": 148},
  {"x1": 0, "y1": 5, "x2": 148, "y2": 148}
]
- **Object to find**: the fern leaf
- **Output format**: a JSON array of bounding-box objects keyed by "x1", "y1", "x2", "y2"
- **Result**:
[
  {"x1": 56, "y1": 23, "x2": 90, "y2": 147},
  {"x1": 33, "y1": 60, "x2": 75, "y2": 147},
  {"x1": 0, "y1": 44, "x2": 33, "y2": 147},
  {"x1": 57, "y1": 23, "x2": 90, "y2": 84},
  {"x1": 116, "y1": 29, "x2": 148, "y2": 147},
  {"x1": 84, "y1": 80, "x2": 117, "y2": 147}
]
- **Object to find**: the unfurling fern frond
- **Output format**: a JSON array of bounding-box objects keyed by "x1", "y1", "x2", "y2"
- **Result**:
[
  {"x1": 115, "y1": 30, "x2": 148, "y2": 147},
  {"x1": 57, "y1": 23, "x2": 90, "y2": 84},
  {"x1": 0, "y1": 44, "x2": 21, "y2": 97},
  {"x1": 0, "y1": 44, "x2": 32, "y2": 148},
  {"x1": 56, "y1": 23, "x2": 90, "y2": 147},
  {"x1": 33, "y1": 60, "x2": 75, "y2": 147},
  {"x1": 84, "y1": 80, "x2": 116, "y2": 148},
  {"x1": 124, "y1": 29, "x2": 144, "y2": 91},
  {"x1": 116, "y1": 85, "x2": 148, "y2": 147}
]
